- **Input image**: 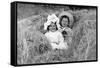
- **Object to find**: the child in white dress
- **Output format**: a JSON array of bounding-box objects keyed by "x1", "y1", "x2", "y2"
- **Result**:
[{"x1": 45, "y1": 22, "x2": 68, "y2": 49}]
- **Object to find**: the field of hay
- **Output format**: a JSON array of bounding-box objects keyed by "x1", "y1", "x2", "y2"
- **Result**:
[{"x1": 17, "y1": 3, "x2": 97, "y2": 64}]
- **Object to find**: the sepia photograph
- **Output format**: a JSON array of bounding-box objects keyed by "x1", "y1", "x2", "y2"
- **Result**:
[{"x1": 12, "y1": 1, "x2": 97, "y2": 65}]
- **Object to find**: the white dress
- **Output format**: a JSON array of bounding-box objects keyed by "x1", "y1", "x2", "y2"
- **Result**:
[{"x1": 45, "y1": 31, "x2": 68, "y2": 49}]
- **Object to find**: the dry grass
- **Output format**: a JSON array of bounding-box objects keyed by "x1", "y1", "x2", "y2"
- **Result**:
[{"x1": 17, "y1": 3, "x2": 97, "y2": 64}]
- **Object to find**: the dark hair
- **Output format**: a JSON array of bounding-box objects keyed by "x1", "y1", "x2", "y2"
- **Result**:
[
  {"x1": 47, "y1": 23, "x2": 58, "y2": 31},
  {"x1": 59, "y1": 15, "x2": 70, "y2": 27}
]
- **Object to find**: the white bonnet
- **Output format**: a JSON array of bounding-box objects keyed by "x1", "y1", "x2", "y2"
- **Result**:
[{"x1": 44, "y1": 14, "x2": 60, "y2": 30}]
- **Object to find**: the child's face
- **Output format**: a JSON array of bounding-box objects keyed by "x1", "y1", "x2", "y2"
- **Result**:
[
  {"x1": 49, "y1": 23, "x2": 57, "y2": 32},
  {"x1": 61, "y1": 18, "x2": 69, "y2": 27}
]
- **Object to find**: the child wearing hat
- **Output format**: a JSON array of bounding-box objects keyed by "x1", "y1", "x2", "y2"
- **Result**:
[{"x1": 58, "y1": 11, "x2": 73, "y2": 44}]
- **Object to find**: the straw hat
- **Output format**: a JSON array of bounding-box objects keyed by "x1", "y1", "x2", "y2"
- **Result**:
[{"x1": 58, "y1": 11, "x2": 74, "y2": 27}]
